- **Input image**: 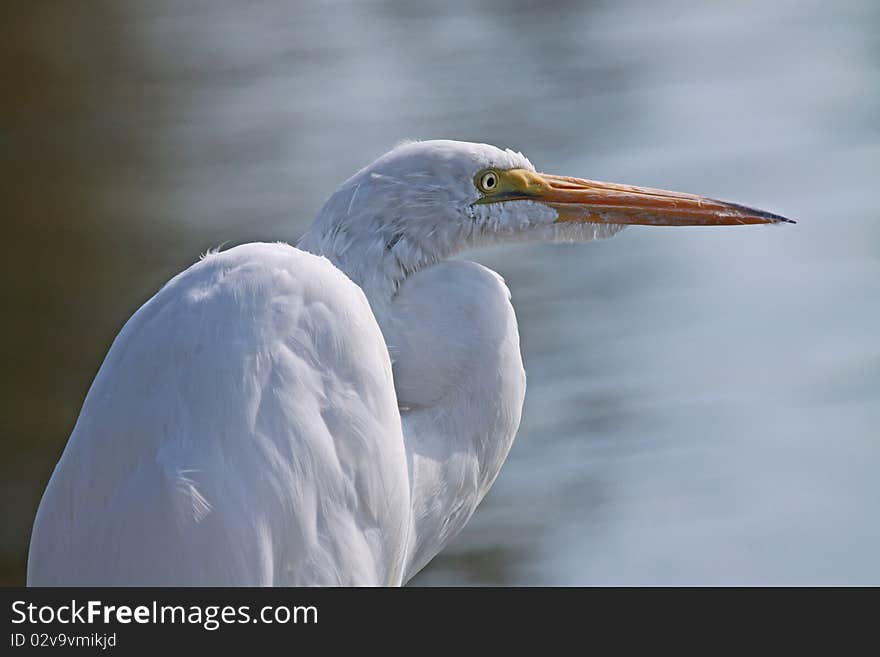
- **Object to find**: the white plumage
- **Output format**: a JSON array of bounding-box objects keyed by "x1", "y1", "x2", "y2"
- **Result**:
[
  {"x1": 28, "y1": 140, "x2": 790, "y2": 585},
  {"x1": 29, "y1": 244, "x2": 409, "y2": 585}
]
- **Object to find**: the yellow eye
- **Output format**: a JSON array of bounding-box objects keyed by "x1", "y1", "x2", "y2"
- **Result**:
[{"x1": 478, "y1": 170, "x2": 499, "y2": 192}]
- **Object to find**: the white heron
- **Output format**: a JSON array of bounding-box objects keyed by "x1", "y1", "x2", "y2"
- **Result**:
[{"x1": 27, "y1": 140, "x2": 792, "y2": 586}]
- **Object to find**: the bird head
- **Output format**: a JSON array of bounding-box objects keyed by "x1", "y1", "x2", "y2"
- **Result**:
[{"x1": 299, "y1": 139, "x2": 793, "y2": 296}]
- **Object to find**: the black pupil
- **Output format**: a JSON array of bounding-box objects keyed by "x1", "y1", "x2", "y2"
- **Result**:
[{"x1": 486, "y1": 175, "x2": 495, "y2": 188}]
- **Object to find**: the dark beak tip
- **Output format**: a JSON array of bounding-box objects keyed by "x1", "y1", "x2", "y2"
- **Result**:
[{"x1": 723, "y1": 199, "x2": 796, "y2": 225}]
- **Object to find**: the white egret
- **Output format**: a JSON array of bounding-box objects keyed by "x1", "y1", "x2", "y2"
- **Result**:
[{"x1": 27, "y1": 140, "x2": 792, "y2": 586}]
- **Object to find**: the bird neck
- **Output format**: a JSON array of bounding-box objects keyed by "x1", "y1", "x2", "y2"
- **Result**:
[
  {"x1": 376, "y1": 260, "x2": 526, "y2": 580},
  {"x1": 299, "y1": 220, "x2": 526, "y2": 581}
]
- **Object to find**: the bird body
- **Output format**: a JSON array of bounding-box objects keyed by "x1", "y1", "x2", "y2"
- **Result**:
[
  {"x1": 28, "y1": 140, "x2": 791, "y2": 586},
  {"x1": 28, "y1": 244, "x2": 410, "y2": 585}
]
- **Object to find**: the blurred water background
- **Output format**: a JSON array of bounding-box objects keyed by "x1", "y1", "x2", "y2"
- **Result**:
[{"x1": 2, "y1": 0, "x2": 878, "y2": 585}]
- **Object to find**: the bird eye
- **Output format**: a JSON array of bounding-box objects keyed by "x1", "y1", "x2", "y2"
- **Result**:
[{"x1": 478, "y1": 170, "x2": 499, "y2": 192}]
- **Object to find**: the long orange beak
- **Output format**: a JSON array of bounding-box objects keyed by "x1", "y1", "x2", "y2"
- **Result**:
[{"x1": 495, "y1": 170, "x2": 794, "y2": 226}]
